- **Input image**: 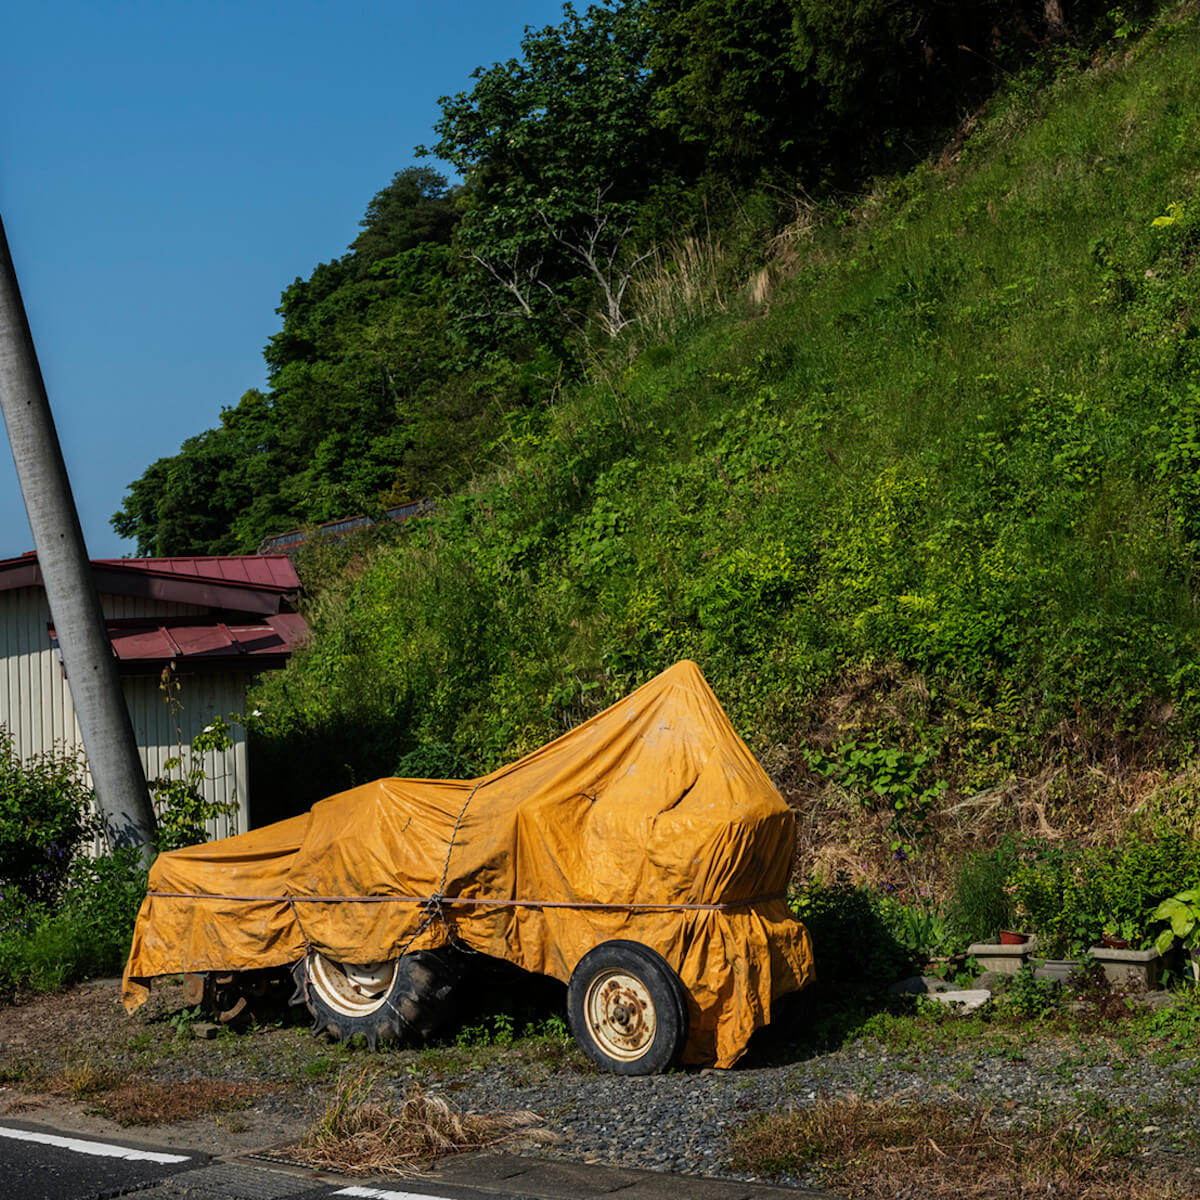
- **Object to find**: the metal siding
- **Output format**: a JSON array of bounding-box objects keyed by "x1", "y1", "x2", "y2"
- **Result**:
[
  {"x1": 0, "y1": 587, "x2": 251, "y2": 841},
  {"x1": 99, "y1": 594, "x2": 205, "y2": 619},
  {"x1": 122, "y1": 673, "x2": 249, "y2": 841}
]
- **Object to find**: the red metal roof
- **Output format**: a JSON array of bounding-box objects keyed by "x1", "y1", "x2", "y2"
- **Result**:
[
  {"x1": 94, "y1": 556, "x2": 300, "y2": 591},
  {"x1": 0, "y1": 554, "x2": 300, "y2": 616},
  {"x1": 51, "y1": 613, "x2": 309, "y2": 674},
  {"x1": 1, "y1": 553, "x2": 309, "y2": 673}
]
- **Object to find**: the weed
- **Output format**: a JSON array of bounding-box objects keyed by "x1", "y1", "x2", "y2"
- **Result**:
[
  {"x1": 994, "y1": 967, "x2": 1063, "y2": 1020},
  {"x1": 727, "y1": 1095, "x2": 1180, "y2": 1198},
  {"x1": 303, "y1": 1056, "x2": 334, "y2": 1079},
  {"x1": 166, "y1": 1006, "x2": 202, "y2": 1040},
  {"x1": 288, "y1": 1068, "x2": 550, "y2": 1175},
  {"x1": 57, "y1": 1057, "x2": 125, "y2": 1102},
  {"x1": 945, "y1": 843, "x2": 1018, "y2": 947},
  {"x1": 93, "y1": 1079, "x2": 274, "y2": 1127}
]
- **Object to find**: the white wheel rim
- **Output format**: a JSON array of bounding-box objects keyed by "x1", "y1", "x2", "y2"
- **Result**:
[
  {"x1": 308, "y1": 953, "x2": 398, "y2": 1018},
  {"x1": 583, "y1": 967, "x2": 657, "y2": 1061}
]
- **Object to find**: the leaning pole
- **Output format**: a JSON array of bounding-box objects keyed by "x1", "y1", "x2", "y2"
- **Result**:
[{"x1": 0, "y1": 212, "x2": 157, "y2": 857}]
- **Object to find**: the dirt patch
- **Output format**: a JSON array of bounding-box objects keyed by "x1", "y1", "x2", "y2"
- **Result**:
[
  {"x1": 0, "y1": 976, "x2": 316, "y2": 1154},
  {"x1": 93, "y1": 1079, "x2": 279, "y2": 1127},
  {"x1": 0, "y1": 973, "x2": 576, "y2": 1159}
]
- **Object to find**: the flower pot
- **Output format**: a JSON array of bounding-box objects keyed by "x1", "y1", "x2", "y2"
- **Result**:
[
  {"x1": 1088, "y1": 944, "x2": 1161, "y2": 989},
  {"x1": 1101, "y1": 934, "x2": 1129, "y2": 950},
  {"x1": 967, "y1": 937, "x2": 1036, "y2": 975},
  {"x1": 1032, "y1": 958, "x2": 1079, "y2": 985},
  {"x1": 1000, "y1": 930, "x2": 1029, "y2": 946}
]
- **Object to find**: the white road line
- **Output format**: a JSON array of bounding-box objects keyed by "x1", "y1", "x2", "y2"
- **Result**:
[
  {"x1": 0, "y1": 1124, "x2": 191, "y2": 1164},
  {"x1": 333, "y1": 1188, "x2": 455, "y2": 1200}
]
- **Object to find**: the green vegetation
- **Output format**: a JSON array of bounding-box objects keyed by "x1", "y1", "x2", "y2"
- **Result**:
[
  {"x1": 148, "y1": 668, "x2": 238, "y2": 851},
  {"x1": 116, "y1": 3, "x2": 1129, "y2": 559},
  {"x1": 944, "y1": 843, "x2": 1018, "y2": 946},
  {"x1": 0, "y1": 703, "x2": 236, "y2": 997},
  {"x1": 0, "y1": 731, "x2": 97, "y2": 905},
  {"x1": 0, "y1": 733, "x2": 145, "y2": 995},
  {"x1": 224, "y1": 4, "x2": 1200, "y2": 864},
  {"x1": 96, "y1": 0, "x2": 1200, "y2": 951},
  {"x1": 0, "y1": 846, "x2": 147, "y2": 996}
]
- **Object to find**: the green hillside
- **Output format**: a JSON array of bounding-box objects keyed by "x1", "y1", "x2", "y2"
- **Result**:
[{"x1": 245, "y1": 7, "x2": 1200, "y2": 890}]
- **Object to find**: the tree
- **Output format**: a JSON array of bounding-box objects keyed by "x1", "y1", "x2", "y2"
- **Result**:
[
  {"x1": 349, "y1": 167, "x2": 457, "y2": 265},
  {"x1": 644, "y1": 0, "x2": 1122, "y2": 187},
  {"x1": 423, "y1": 1, "x2": 665, "y2": 340}
]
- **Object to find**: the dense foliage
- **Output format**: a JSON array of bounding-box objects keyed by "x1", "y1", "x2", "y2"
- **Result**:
[
  {"x1": 0, "y1": 732, "x2": 97, "y2": 906},
  {"x1": 103, "y1": 3, "x2": 1200, "y2": 899},
  {"x1": 241, "y1": 9, "x2": 1200, "y2": 846},
  {"x1": 0, "y1": 733, "x2": 148, "y2": 997}
]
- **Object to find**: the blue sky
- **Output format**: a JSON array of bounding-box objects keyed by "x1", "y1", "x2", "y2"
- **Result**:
[{"x1": 1, "y1": 0, "x2": 565, "y2": 559}]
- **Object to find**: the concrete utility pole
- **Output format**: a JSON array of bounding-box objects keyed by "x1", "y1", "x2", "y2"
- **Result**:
[{"x1": 0, "y1": 211, "x2": 157, "y2": 857}]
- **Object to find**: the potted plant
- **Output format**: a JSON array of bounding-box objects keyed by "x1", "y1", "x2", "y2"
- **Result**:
[
  {"x1": 1009, "y1": 847, "x2": 1087, "y2": 980},
  {"x1": 1153, "y1": 888, "x2": 1200, "y2": 982},
  {"x1": 1090, "y1": 917, "x2": 1162, "y2": 988}
]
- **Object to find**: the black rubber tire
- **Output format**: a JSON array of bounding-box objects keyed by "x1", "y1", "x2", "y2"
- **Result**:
[
  {"x1": 289, "y1": 948, "x2": 466, "y2": 1049},
  {"x1": 566, "y1": 940, "x2": 689, "y2": 1075}
]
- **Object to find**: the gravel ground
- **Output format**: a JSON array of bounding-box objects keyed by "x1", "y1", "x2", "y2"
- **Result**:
[
  {"x1": 4, "y1": 978, "x2": 1200, "y2": 1192},
  {"x1": 411, "y1": 1025, "x2": 1200, "y2": 1190}
]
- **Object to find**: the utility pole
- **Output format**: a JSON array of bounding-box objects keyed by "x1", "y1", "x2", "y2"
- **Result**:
[{"x1": 0, "y1": 211, "x2": 157, "y2": 858}]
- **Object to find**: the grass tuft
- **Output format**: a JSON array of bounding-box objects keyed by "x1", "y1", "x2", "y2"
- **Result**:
[
  {"x1": 728, "y1": 1095, "x2": 1189, "y2": 1198},
  {"x1": 290, "y1": 1068, "x2": 551, "y2": 1175},
  {"x1": 93, "y1": 1079, "x2": 274, "y2": 1126}
]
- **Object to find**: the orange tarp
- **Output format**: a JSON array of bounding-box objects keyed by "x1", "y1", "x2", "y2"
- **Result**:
[{"x1": 122, "y1": 660, "x2": 814, "y2": 1067}]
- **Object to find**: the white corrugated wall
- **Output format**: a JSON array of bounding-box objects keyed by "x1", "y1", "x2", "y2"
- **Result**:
[{"x1": 0, "y1": 586, "x2": 251, "y2": 840}]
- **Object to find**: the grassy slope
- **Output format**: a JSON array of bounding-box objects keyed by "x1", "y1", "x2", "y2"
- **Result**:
[{"x1": 251, "y1": 13, "x2": 1200, "y2": 877}]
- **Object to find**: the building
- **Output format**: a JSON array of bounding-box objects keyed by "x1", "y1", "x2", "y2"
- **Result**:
[
  {"x1": 0, "y1": 552, "x2": 308, "y2": 839},
  {"x1": 256, "y1": 499, "x2": 431, "y2": 556}
]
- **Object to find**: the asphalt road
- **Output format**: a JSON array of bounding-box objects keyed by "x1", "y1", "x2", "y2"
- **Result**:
[{"x1": 0, "y1": 1118, "x2": 826, "y2": 1200}]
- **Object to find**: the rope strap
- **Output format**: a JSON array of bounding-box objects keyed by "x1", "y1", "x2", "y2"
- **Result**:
[{"x1": 146, "y1": 890, "x2": 787, "y2": 912}]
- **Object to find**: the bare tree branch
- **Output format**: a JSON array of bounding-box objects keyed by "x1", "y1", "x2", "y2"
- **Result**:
[
  {"x1": 536, "y1": 185, "x2": 651, "y2": 337},
  {"x1": 468, "y1": 249, "x2": 544, "y2": 318}
]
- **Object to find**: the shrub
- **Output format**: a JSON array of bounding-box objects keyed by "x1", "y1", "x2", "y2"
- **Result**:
[
  {"x1": 1084, "y1": 825, "x2": 1200, "y2": 948},
  {"x1": 394, "y1": 742, "x2": 479, "y2": 780},
  {"x1": 0, "y1": 728, "x2": 97, "y2": 906},
  {"x1": 992, "y1": 964, "x2": 1062, "y2": 1019},
  {"x1": 0, "y1": 847, "x2": 147, "y2": 997},
  {"x1": 791, "y1": 875, "x2": 917, "y2": 986},
  {"x1": 1009, "y1": 844, "x2": 1087, "y2": 959},
  {"x1": 1009, "y1": 828, "x2": 1200, "y2": 956}
]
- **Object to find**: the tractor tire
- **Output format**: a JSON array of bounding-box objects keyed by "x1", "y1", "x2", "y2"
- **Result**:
[
  {"x1": 290, "y1": 947, "x2": 466, "y2": 1049},
  {"x1": 567, "y1": 940, "x2": 689, "y2": 1075}
]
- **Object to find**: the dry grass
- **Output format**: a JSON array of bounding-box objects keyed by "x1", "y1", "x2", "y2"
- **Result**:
[
  {"x1": 777, "y1": 657, "x2": 1191, "y2": 899},
  {"x1": 47, "y1": 1057, "x2": 126, "y2": 1102},
  {"x1": 630, "y1": 236, "x2": 726, "y2": 341},
  {"x1": 728, "y1": 1096, "x2": 1189, "y2": 1199},
  {"x1": 287, "y1": 1068, "x2": 552, "y2": 1176},
  {"x1": 93, "y1": 1079, "x2": 275, "y2": 1126}
]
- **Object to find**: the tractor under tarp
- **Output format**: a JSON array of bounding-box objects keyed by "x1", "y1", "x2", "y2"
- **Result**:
[{"x1": 122, "y1": 660, "x2": 813, "y2": 1067}]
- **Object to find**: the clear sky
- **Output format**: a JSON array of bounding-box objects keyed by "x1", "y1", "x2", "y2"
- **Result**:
[{"x1": 1, "y1": 0, "x2": 566, "y2": 559}]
